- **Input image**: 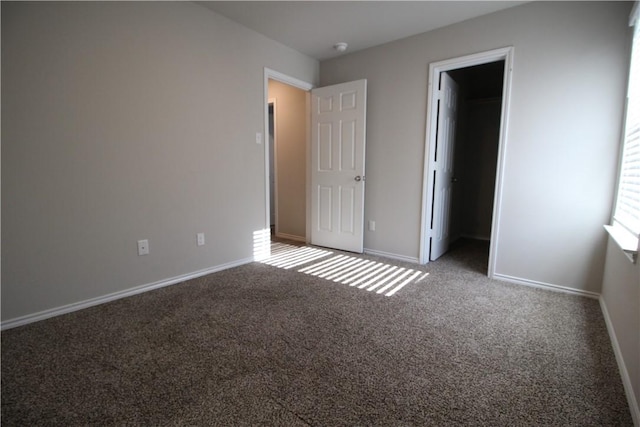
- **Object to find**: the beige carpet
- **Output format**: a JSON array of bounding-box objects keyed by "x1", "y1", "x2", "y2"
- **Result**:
[{"x1": 1, "y1": 239, "x2": 632, "y2": 425}]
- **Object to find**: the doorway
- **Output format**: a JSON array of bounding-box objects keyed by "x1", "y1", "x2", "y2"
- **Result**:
[
  {"x1": 420, "y1": 47, "x2": 514, "y2": 278},
  {"x1": 263, "y1": 69, "x2": 313, "y2": 244},
  {"x1": 268, "y1": 100, "x2": 276, "y2": 235},
  {"x1": 267, "y1": 80, "x2": 308, "y2": 242},
  {"x1": 263, "y1": 68, "x2": 369, "y2": 253},
  {"x1": 449, "y1": 61, "x2": 504, "y2": 243}
]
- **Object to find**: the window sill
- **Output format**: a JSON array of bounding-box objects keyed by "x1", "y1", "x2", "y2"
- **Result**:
[{"x1": 604, "y1": 225, "x2": 639, "y2": 264}]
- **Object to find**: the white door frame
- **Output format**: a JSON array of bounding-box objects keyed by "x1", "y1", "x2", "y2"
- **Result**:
[
  {"x1": 263, "y1": 68, "x2": 314, "y2": 240},
  {"x1": 419, "y1": 47, "x2": 514, "y2": 278}
]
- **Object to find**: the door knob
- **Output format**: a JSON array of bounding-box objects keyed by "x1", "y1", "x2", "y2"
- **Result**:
[{"x1": 355, "y1": 176, "x2": 362, "y2": 182}]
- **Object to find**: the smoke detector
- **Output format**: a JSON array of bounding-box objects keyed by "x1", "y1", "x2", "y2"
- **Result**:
[{"x1": 333, "y1": 42, "x2": 348, "y2": 53}]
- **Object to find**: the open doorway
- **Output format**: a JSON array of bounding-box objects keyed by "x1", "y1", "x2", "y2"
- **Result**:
[
  {"x1": 430, "y1": 62, "x2": 504, "y2": 273},
  {"x1": 449, "y1": 61, "x2": 504, "y2": 244},
  {"x1": 263, "y1": 68, "x2": 368, "y2": 254},
  {"x1": 420, "y1": 47, "x2": 514, "y2": 277},
  {"x1": 268, "y1": 100, "x2": 276, "y2": 235},
  {"x1": 267, "y1": 79, "x2": 308, "y2": 242}
]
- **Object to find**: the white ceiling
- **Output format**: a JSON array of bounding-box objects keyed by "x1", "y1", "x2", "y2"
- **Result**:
[{"x1": 199, "y1": 1, "x2": 526, "y2": 61}]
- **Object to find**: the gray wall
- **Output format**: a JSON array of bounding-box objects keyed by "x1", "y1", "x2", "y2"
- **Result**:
[
  {"x1": 601, "y1": 239, "x2": 640, "y2": 420},
  {"x1": 320, "y1": 1, "x2": 631, "y2": 293},
  {"x1": 268, "y1": 80, "x2": 307, "y2": 240},
  {"x1": 1, "y1": 2, "x2": 318, "y2": 322}
]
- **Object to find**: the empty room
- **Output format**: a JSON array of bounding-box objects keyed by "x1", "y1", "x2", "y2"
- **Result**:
[{"x1": 2, "y1": 1, "x2": 639, "y2": 425}]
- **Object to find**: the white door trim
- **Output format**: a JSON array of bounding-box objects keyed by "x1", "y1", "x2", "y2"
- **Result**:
[
  {"x1": 263, "y1": 68, "x2": 314, "y2": 240},
  {"x1": 419, "y1": 47, "x2": 514, "y2": 279}
]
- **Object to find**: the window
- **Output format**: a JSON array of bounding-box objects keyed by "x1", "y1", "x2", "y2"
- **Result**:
[{"x1": 608, "y1": 2, "x2": 640, "y2": 263}]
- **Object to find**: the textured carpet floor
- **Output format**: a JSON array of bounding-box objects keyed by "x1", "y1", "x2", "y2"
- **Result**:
[{"x1": 1, "y1": 239, "x2": 633, "y2": 426}]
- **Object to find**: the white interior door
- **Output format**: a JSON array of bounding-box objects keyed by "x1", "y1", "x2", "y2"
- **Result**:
[
  {"x1": 311, "y1": 79, "x2": 367, "y2": 253},
  {"x1": 430, "y1": 72, "x2": 458, "y2": 260}
]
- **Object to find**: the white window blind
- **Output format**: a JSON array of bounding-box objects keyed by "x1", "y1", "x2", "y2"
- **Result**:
[{"x1": 613, "y1": 6, "x2": 640, "y2": 237}]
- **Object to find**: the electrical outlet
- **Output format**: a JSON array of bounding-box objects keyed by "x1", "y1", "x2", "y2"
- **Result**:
[
  {"x1": 368, "y1": 221, "x2": 376, "y2": 231},
  {"x1": 137, "y1": 239, "x2": 149, "y2": 256},
  {"x1": 197, "y1": 233, "x2": 205, "y2": 246},
  {"x1": 256, "y1": 132, "x2": 262, "y2": 145}
]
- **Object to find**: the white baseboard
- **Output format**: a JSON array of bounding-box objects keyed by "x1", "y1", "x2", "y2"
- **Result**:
[
  {"x1": 492, "y1": 273, "x2": 600, "y2": 299},
  {"x1": 600, "y1": 297, "x2": 640, "y2": 426},
  {"x1": 1, "y1": 257, "x2": 254, "y2": 331},
  {"x1": 363, "y1": 248, "x2": 419, "y2": 264},
  {"x1": 275, "y1": 232, "x2": 306, "y2": 243}
]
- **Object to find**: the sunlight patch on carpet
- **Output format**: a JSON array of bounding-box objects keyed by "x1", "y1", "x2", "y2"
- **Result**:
[
  {"x1": 260, "y1": 242, "x2": 428, "y2": 296},
  {"x1": 253, "y1": 229, "x2": 272, "y2": 261},
  {"x1": 262, "y1": 243, "x2": 332, "y2": 269}
]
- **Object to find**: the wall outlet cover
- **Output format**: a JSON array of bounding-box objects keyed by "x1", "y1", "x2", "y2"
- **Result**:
[{"x1": 137, "y1": 239, "x2": 149, "y2": 256}]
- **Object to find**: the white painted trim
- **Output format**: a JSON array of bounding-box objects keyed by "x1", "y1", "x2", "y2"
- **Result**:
[
  {"x1": 604, "y1": 224, "x2": 639, "y2": 264},
  {"x1": 275, "y1": 232, "x2": 306, "y2": 243},
  {"x1": 419, "y1": 47, "x2": 515, "y2": 280},
  {"x1": 265, "y1": 68, "x2": 314, "y2": 92},
  {"x1": 364, "y1": 248, "x2": 420, "y2": 264},
  {"x1": 305, "y1": 90, "x2": 312, "y2": 244},
  {"x1": 600, "y1": 297, "x2": 640, "y2": 426},
  {"x1": 1, "y1": 257, "x2": 253, "y2": 331},
  {"x1": 488, "y1": 48, "x2": 515, "y2": 279},
  {"x1": 263, "y1": 68, "x2": 314, "y2": 240},
  {"x1": 492, "y1": 273, "x2": 600, "y2": 299},
  {"x1": 630, "y1": 0, "x2": 639, "y2": 27}
]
